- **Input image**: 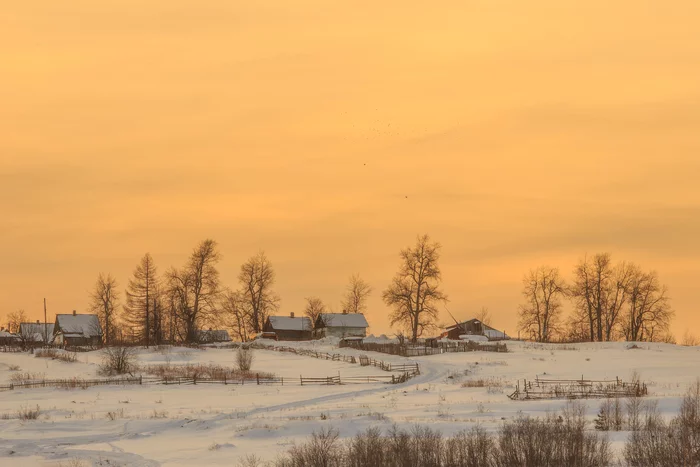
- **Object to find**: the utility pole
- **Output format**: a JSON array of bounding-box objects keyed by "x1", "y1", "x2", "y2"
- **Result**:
[{"x1": 43, "y1": 298, "x2": 48, "y2": 344}]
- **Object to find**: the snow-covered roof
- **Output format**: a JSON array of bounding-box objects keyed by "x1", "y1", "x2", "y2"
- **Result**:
[
  {"x1": 55, "y1": 314, "x2": 101, "y2": 338},
  {"x1": 460, "y1": 334, "x2": 489, "y2": 342},
  {"x1": 268, "y1": 316, "x2": 312, "y2": 331},
  {"x1": 19, "y1": 323, "x2": 55, "y2": 342},
  {"x1": 0, "y1": 330, "x2": 18, "y2": 338},
  {"x1": 197, "y1": 329, "x2": 231, "y2": 341},
  {"x1": 484, "y1": 329, "x2": 510, "y2": 339},
  {"x1": 318, "y1": 313, "x2": 369, "y2": 328}
]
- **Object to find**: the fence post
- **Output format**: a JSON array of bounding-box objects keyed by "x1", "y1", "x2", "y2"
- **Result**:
[
  {"x1": 337, "y1": 371, "x2": 341, "y2": 385},
  {"x1": 300, "y1": 375, "x2": 303, "y2": 386},
  {"x1": 139, "y1": 376, "x2": 142, "y2": 385},
  {"x1": 257, "y1": 373, "x2": 260, "y2": 385}
]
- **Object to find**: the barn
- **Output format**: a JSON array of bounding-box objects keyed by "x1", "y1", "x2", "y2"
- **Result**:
[
  {"x1": 53, "y1": 312, "x2": 103, "y2": 347},
  {"x1": 443, "y1": 319, "x2": 509, "y2": 341},
  {"x1": 313, "y1": 312, "x2": 368, "y2": 339},
  {"x1": 263, "y1": 313, "x2": 312, "y2": 341}
]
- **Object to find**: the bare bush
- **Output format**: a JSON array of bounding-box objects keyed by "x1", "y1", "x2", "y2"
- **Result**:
[
  {"x1": 99, "y1": 346, "x2": 137, "y2": 376},
  {"x1": 143, "y1": 363, "x2": 272, "y2": 381},
  {"x1": 625, "y1": 381, "x2": 700, "y2": 466},
  {"x1": 8, "y1": 364, "x2": 20, "y2": 371},
  {"x1": 237, "y1": 346, "x2": 254, "y2": 372},
  {"x1": 273, "y1": 406, "x2": 611, "y2": 467},
  {"x1": 17, "y1": 404, "x2": 41, "y2": 420}
]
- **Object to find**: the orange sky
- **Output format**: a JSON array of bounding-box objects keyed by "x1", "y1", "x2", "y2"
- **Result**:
[{"x1": 1, "y1": 0, "x2": 699, "y2": 338}]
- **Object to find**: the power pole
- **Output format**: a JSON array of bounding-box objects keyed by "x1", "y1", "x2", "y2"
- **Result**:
[{"x1": 44, "y1": 298, "x2": 48, "y2": 344}]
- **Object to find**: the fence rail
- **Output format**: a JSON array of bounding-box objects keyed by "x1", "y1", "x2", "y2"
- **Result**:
[
  {"x1": 340, "y1": 341, "x2": 507, "y2": 357},
  {"x1": 508, "y1": 376, "x2": 648, "y2": 401}
]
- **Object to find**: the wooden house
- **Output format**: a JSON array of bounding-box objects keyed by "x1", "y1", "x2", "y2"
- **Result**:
[
  {"x1": 443, "y1": 318, "x2": 509, "y2": 341},
  {"x1": 53, "y1": 311, "x2": 103, "y2": 347},
  {"x1": 196, "y1": 329, "x2": 232, "y2": 343},
  {"x1": 263, "y1": 313, "x2": 312, "y2": 341},
  {"x1": 18, "y1": 321, "x2": 55, "y2": 345},
  {"x1": 313, "y1": 312, "x2": 368, "y2": 339}
]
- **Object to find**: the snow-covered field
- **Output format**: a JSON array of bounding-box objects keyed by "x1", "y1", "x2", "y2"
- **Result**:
[{"x1": 2, "y1": 340, "x2": 700, "y2": 466}]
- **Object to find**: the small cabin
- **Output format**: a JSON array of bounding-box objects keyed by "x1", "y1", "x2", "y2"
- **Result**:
[
  {"x1": 0, "y1": 329, "x2": 18, "y2": 346},
  {"x1": 314, "y1": 313, "x2": 368, "y2": 339},
  {"x1": 196, "y1": 329, "x2": 232, "y2": 343},
  {"x1": 263, "y1": 313, "x2": 312, "y2": 341},
  {"x1": 18, "y1": 321, "x2": 55, "y2": 345},
  {"x1": 443, "y1": 319, "x2": 509, "y2": 341},
  {"x1": 53, "y1": 312, "x2": 102, "y2": 347}
]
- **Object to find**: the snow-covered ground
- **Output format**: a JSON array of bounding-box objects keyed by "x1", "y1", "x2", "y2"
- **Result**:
[{"x1": 1, "y1": 340, "x2": 700, "y2": 466}]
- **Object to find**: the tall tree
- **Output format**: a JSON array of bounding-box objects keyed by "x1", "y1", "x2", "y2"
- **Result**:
[
  {"x1": 341, "y1": 274, "x2": 373, "y2": 314},
  {"x1": 88, "y1": 273, "x2": 120, "y2": 345},
  {"x1": 518, "y1": 266, "x2": 567, "y2": 342},
  {"x1": 304, "y1": 296, "x2": 327, "y2": 325},
  {"x1": 173, "y1": 239, "x2": 222, "y2": 343},
  {"x1": 570, "y1": 254, "x2": 613, "y2": 342},
  {"x1": 623, "y1": 269, "x2": 674, "y2": 342},
  {"x1": 239, "y1": 251, "x2": 280, "y2": 333},
  {"x1": 6, "y1": 309, "x2": 27, "y2": 333},
  {"x1": 123, "y1": 253, "x2": 159, "y2": 345},
  {"x1": 221, "y1": 289, "x2": 250, "y2": 342},
  {"x1": 383, "y1": 234, "x2": 448, "y2": 342},
  {"x1": 570, "y1": 254, "x2": 637, "y2": 341}
]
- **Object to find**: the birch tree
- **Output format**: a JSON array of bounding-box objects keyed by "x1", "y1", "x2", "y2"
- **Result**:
[
  {"x1": 238, "y1": 251, "x2": 280, "y2": 333},
  {"x1": 341, "y1": 274, "x2": 372, "y2": 314}
]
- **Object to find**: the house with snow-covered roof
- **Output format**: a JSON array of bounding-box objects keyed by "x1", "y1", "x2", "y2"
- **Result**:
[
  {"x1": 443, "y1": 318, "x2": 510, "y2": 341},
  {"x1": 18, "y1": 321, "x2": 55, "y2": 345},
  {"x1": 263, "y1": 313, "x2": 312, "y2": 341},
  {"x1": 53, "y1": 311, "x2": 102, "y2": 347},
  {"x1": 313, "y1": 312, "x2": 368, "y2": 339}
]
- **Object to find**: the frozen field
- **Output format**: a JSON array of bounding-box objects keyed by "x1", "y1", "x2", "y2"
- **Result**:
[{"x1": 2, "y1": 340, "x2": 700, "y2": 466}]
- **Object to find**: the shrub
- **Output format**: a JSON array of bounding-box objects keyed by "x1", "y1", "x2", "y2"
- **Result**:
[
  {"x1": 35, "y1": 349, "x2": 78, "y2": 363},
  {"x1": 99, "y1": 346, "x2": 137, "y2": 376},
  {"x1": 17, "y1": 404, "x2": 40, "y2": 420},
  {"x1": 237, "y1": 346, "x2": 254, "y2": 372},
  {"x1": 625, "y1": 381, "x2": 700, "y2": 466}
]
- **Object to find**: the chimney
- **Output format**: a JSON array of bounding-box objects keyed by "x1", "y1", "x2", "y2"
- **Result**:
[
  {"x1": 290, "y1": 312, "x2": 295, "y2": 318},
  {"x1": 342, "y1": 309, "x2": 348, "y2": 315},
  {"x1": 36, "y1": 320, "x2": 40, "y2": 324},
  {"x1": 73, "y1": 310, "x2": 77, "y2": 316}
]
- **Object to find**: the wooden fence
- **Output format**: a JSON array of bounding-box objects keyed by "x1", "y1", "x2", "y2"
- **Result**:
[
  {"x1": 508, "y1": 376, "x2": 648, "y2": 401},
  {"x1": 340, "y1": 340, "x2": 507, "y2": 357}
]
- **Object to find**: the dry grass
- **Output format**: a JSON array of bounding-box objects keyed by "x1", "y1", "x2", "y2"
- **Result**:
[
  {"x1": 143, "y1": 363, "x2": 273, "y2": 381},
  {"x1": 8, "y1": 364, "x2": 21, "y2": 371},
  {"x1": 17, "y1": 404, "x2": 40, "y2": 420},
  {"x1": 9, "y1": 372, "x2": 46, "y2": 383},
  {"x1": 35, "y1": 349, "x2": 78, "y2": 363}
]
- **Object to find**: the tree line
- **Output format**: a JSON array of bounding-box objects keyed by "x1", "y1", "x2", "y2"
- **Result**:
[
  {"x1": 518, "y1": 253, "x2": 674, "y2": 343},
  {"x1": 87, "y1": 239, "x2": 381, "y2": 345},
  {"x1": 3, "y1": 236, "x2": 678, "y2": 346}
]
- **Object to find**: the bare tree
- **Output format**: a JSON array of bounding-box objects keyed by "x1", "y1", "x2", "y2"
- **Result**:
[
  {"x1": 123, "y1": 253, "x2": 159, "y2": 346},
  {"x1": 6, "y1": 309, "x2": 27, "y2": 334},
  {"x1": 88, "y1": 273, "x2": 119, "y2": 345},
  {"x1": 518, "y1": 266, "x2": 566, "y2": 342},
  {"x1": 382, "y1": 234, "x2": 448, "y2": 342},
  {"x1": 304, "y1": 296, "x2": 327, "y2": 325},
  {"x1": 475, "y1": 306, "x2": 492, "y2": 326},
  {"x1": 171, "y1": 239, "x2": 222, "y2": 343},
  {"x1": 570, "y1": 253, "x2": 619, "y2": 342},
  {"x1": 238, "y1": 251, "x2": 280, "y2": 334},
  {"x1": 221, "y1": 289, "x2": 250, "y2": 342},
  {"x1": 341, "y1": 274, "x2": 372, "y2": 314},
  {"x1": 623, "y1": 269, "x2": 674, "y2": 342}
]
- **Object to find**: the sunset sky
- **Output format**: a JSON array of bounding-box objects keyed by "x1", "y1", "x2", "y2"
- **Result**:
[{"x1": 1, "y1": 1, "x2": 699, "y2": 338}]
